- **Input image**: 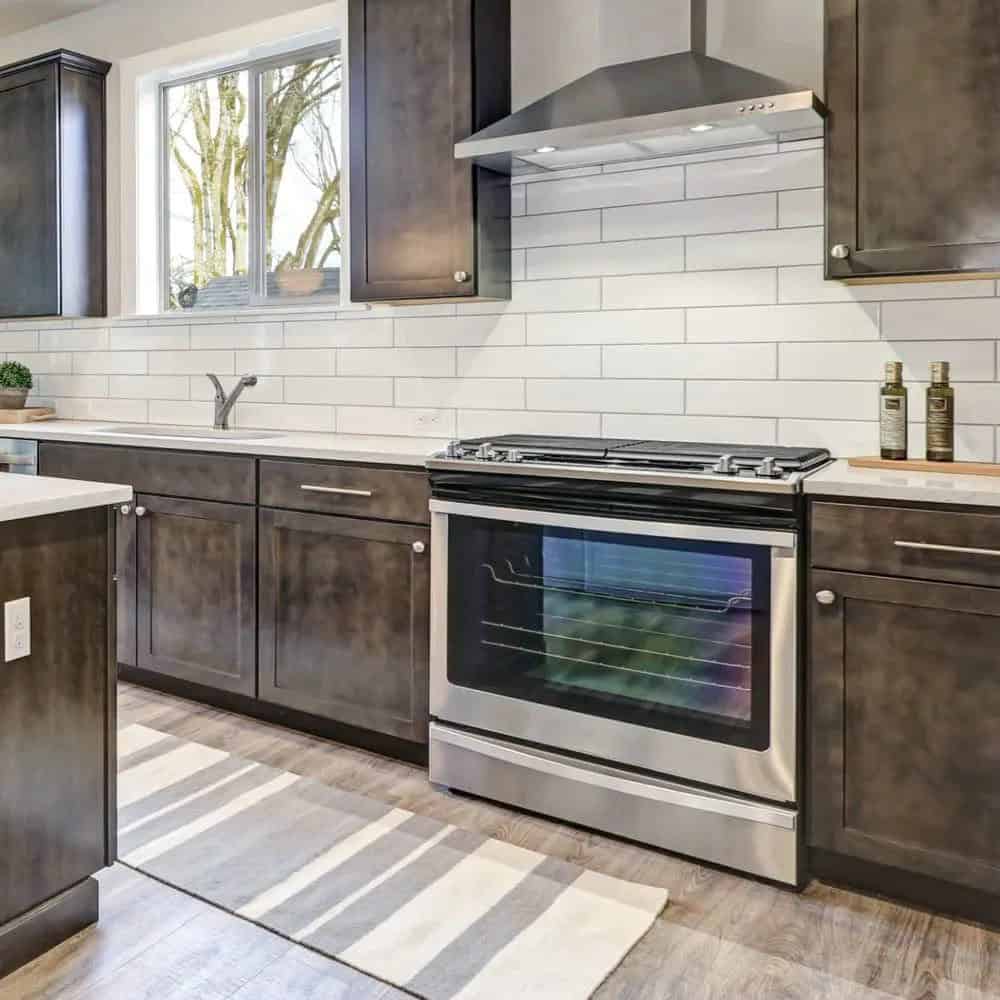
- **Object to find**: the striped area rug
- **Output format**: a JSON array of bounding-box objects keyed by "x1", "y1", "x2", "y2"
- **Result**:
[{"x1": 118, "y1": 724, "x2": 668, "y2": 999}]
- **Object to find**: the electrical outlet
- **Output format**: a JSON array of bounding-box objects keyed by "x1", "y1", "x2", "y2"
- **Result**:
[{"x1": 4, "y1": 597, "x2": 30, "y2": 663}]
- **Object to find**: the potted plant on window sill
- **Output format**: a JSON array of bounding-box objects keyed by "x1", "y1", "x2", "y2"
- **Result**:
[{"x1": 0, "y1": 362, "x2": 32, "y2": 409}]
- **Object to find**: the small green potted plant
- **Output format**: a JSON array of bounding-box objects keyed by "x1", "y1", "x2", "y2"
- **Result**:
[{"x1": 0, "y1": 361, "x2": 33, "y2": 410}]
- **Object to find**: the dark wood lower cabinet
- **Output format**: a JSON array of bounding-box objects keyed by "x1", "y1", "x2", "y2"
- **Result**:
[
  {"x1": 809, "y1": 568, "x2": 1000, "y2": 901},
  {"x1": 259, "y1": 508, "x2": 430, "y2": 742},
  {"x1": 136, "y1": 494, "x2": 256, "y2": 697}
]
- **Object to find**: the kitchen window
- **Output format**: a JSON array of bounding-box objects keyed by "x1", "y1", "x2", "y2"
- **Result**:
[{"x1": 161, "y1": 43, "x2": 344, "y2": 311}]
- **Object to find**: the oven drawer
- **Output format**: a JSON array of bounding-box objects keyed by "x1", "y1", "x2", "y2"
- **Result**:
[
  {"x1": 811, "y1": 502, "x2": 1000, "y2": 586},
  {"x1": 259, "y1": 459, "x2": 430, "y2": 524},
  {"x1": 430, "y1": 724, "x2": 800, "y2": 885}
]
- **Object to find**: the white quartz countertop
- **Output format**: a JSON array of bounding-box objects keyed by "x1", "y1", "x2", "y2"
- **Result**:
[
  {"x1": 0, "y1": 473, "x2": 132, "y2": 522},
  {"x1": 806, "y1": 459, "x2": 1000, "y2": 507},
  {"x1": 0, "y1": 421, "x2": 446, "y2": 467}
]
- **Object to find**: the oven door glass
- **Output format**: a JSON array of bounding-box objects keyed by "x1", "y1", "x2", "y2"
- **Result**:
[{"x1": 447, "y1": 515, "x2": 772, "y2": 750}]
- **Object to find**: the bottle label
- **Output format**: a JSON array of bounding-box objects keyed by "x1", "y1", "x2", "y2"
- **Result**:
[
  {"x1": 927, "y1": 396, "x2": 954, "y2": 456},
  {"x1": 880, "y1": 396, "x2": 906, "y2": 451}
]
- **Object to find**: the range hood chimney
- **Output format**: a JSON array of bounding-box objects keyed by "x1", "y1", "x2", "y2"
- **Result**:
[{"x1": 456, "y1": 0, "x2": 826, "y2": 174}]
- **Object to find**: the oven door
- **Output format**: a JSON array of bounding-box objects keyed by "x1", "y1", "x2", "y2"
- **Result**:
[{"x1": 430, "y1": 499, "x2": 798, "y2": 804}]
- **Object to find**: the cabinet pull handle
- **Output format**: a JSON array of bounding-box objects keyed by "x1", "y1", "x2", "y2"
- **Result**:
[
  {"x1": 894, "y1": 539, "x2": 1000, "y2": 558},
  {"x1": 412, "y1": 541, "x2": 426, "y2": 554},
  {"x1": 454, "y1": 270, "x2": 471, "y2": 283},
  {"x1": 119, "y1": 504, "x2": 132, "y2": 516},
  {"x1": 135, "y1": 506, "x2": 148, "y2": 518},
  {"x1": 830, "y1": 244, "x2": 851, "y2": 260},
  {"x1": 815, "y1": 590, "x2": 836, "y2": 605},
  {"x1": 301, "y1": 484, "x2": 374, "y2": 498}
]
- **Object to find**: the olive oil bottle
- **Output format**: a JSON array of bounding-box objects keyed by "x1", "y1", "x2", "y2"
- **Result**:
[
  {"x1": 926, "y1": 361, "x2": 955, "y2": 462},
  {"x1": 879, "y1": 362, "x2": 907, "y2": 459}
]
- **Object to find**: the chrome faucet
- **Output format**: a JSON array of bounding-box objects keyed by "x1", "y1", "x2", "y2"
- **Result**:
[{"x1": 207, "y1": 373, "x2": 258, "y2": 430}]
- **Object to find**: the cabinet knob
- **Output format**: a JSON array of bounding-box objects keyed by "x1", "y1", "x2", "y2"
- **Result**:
[
  {"x1": 815, "y1": 590, "x2": 837, "y2": 605},
  {"x1": 119, "y1": 504, "x2": 132, "y2": 516},
  {"x1": 412, "y1": 541, "x2": 426, "y2": 554},
  {"x1": 830, "y1": 244, "x2": 851, "y2": 260},
  {"x1": 454, "y1": 270, "x2": 471, "y2": 283},
  {"x1": 135, "y1": 506, "x2": 148, "y2": 518}
]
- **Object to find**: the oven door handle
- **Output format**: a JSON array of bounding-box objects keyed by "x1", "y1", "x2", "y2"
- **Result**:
[
  {"x1": 431, "y1": 725, "x2": 796, "y2": 830},
  {"x1": 428, "y1": 499, "x2": 796, "y2": 550}
]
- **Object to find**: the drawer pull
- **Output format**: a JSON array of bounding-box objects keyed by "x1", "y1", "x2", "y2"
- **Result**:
[
  {"x1": 300, "y1": 484, "x2": 374, "y2": 498},
  {"x1": 894, "y1": 539, "x2": 1000, "y2": 558}
]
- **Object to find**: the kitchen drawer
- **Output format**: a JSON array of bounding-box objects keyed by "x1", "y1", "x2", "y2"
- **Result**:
[
  {"x1": 811, "y1": 501, "x2": 1000, "y2": 587},
  {"x1": 38, "y1": 441, "x2": 255, "y2": 504},
  {"x1": 259, "y1": 459, "x2": 430, "y2": 525}
]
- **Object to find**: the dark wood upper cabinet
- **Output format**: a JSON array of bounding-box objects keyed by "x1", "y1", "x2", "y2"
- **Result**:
[
  {"x1": 136, "y1": 494, "x2": 257, "y2": 697},
  {"x1": 0, "y1": 50, "x2": 110, "y2": 318},
  {"x1": 826, "y1": 0, "x2": 1000, "y2": 280},
  {"x1": 348, "y1": 0, "x2": 511, "y2": 303},
  {"x1": 259, "y1": 508, "x2": 430, "y2": 742}
]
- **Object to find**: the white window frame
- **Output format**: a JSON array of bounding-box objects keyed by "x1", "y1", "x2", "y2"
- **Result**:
[
  {"x1": 159, "y1": 42, "x2": 344, "y2": 313},
  {"x1": 120, "y1": 3, "x2": 349, "y2": 318}
]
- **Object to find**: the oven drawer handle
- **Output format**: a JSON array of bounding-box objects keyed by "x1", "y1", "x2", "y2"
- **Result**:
[
  {"x1": 894, "y1": 539, "x2": 1000, "y2": 558},
  {"x1": 301, "y1": 484, "x2": 375, "y2": 498},
  {"x1": 431, "y1": 726, "x2": 796, "y2": 830}
]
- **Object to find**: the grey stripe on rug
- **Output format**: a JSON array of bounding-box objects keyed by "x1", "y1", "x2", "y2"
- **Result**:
[{"x1": 118, "y1": 723, "x2": 668, "y2": 1000}]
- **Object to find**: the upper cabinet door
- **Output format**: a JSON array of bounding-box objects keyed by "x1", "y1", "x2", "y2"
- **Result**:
[
  {"x1": 348, "y1": 0, "x2": 511, "y2": 302},
  {"x1": 0, "y1": 63, "x2": 59, "y2": 317},
  {"x1": 826, "y1": 0, "x2": 1000, "y2": 280}
]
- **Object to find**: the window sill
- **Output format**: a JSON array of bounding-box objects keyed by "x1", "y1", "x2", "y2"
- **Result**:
[{"x1": 120, "y1": 302, "x2": 375, "y2": 322}]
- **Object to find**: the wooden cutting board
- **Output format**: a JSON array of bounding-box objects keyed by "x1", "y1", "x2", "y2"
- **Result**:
[
  {"x1": 0, "y1": 407, "x2": 55, "y2": 423},
  {"x1": 849, "y1": 456, "x2": 1000, "y2": 477}
]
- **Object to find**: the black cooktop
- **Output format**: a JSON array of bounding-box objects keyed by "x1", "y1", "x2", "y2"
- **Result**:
[{"x1": 460, "y1": 435, "x2": 829, "y2": 471}]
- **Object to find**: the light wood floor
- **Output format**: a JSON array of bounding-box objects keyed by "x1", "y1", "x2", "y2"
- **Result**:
[{"x1": 3, "y1": 681, "x2": 999, "y2": 999}]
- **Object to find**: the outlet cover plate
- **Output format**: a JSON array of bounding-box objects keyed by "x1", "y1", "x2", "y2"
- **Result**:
[{"x1": 4, "y1": 597, "x2": 30, "y2": 662}]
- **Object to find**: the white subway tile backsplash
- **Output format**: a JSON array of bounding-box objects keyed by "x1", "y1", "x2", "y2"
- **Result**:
[
  {"x1": 457, "y1": 346, "x2": 601, "y2": 379},
  {"x1": 234, "y1": 349, "x2": 336, "y2": 376},
  {"x1": 779, "y1": 266, "x2": 997, "y2": 304},
  {"x1": 394, "y1": 315, "x2": 526, "y2": 348},
  {"x1": 190, "y1": 323, "x2": 283, "y2": 349},
  {"x1": 686, "y1": 227, "x2": 823, "y2": 271},
  {"x1": 688, "y1": 303, "x2": 879, "y2": 343},
  {"x1": 527, "y1": 238, "x2": 683, "y2": 280},
  {"x1": 526, "y1": 166, "x2": 684, "y2": 213},
  {"x1": 283, "y1": 318, "x2": 393, "y2": 348},
  {"x1": 459, "y1": 279, "x2": 602, "y2": 315},
  {"x1": 20, "y1": 148, "x2": 1000, "y2": 453},
  {"x1": 109, "y1": 375, "x2": 190, "y2": 400},
  {"x1": 72, "y1": 352, "x2": 148, "y2": 375},
  {"x1": 458, "y1": 409, "x2": 602, "y2": 438},
  {"x1": 686, "y1": 149, "x2": 822, "y2": 199},
  {"x1": 603, "y1": 343, "x2": 776, "y2": 380},
  {"x1": 395, "y1": 378, "x2": 525, "y2": 410},
  {"x1": 602, "y1": 193, "x2": 776, "y2": 241},
  {"x1": 527, "y1": 310, "x2": 684, "y2": 345},
  {"x1": 778, "y1": 188, "x2": 823, "y2": 228},
  {"x1": 686, "y1": 380, "x2": 876, "y2": 420},
  {"x1": 337, "y1": 407, "x2": 456, "y2": 438},
  {"x1": 339, "y1": 348, "x2": 455, "y2": 377},
  {"x1": 284, "y1": 377, "x2": 393, "y2": 406},
  {"x1": 512, "y1": 211, "x2": 601, "y2": 248},
  {"x1": 779, "y1": 340, "x2": 993, "y2": 382},
  {"x1": 881, "y1": 298, "x2": 1000, "y2": 341},
  {"x1": 603, "y1": 269, "x2": 777, "y2": 310},
  {"x1": 602, "y1": 413, "x2": 777, "y2": 444},
  {"x1": 527, "y1": 379, "x2": 683, "y2": 414}
]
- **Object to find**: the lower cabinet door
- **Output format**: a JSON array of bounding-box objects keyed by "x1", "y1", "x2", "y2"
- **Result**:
[
  {"x1": 810, "y1": 569, "x2": 1000, "y2": 894},
  {"x1": 258, "y1": 508, "x2": 430, "y2": 742},
  {"x1": 136, "y1": 494, "x2": 256, "y2": 696}
]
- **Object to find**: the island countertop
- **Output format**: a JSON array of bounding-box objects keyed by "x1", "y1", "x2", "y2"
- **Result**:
[{"x1": 0, "y1": 473, "x2": 132, "y2": 522}]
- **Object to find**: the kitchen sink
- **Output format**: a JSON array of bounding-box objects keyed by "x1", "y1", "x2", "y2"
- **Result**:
[{"x1": 93, "y1": 425, "x2": 285, "y2": 441}]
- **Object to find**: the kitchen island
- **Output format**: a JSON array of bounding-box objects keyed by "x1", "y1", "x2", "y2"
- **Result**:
[{"x1": 0, "y1": 473, "x2": 131, "y2": 977}]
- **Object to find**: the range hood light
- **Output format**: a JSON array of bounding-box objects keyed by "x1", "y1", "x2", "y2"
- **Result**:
[
  {"x1": 534, "y1": 145, "x2": 558, "y2": 154},
  {"x1": 689, "y1": 124, "x2": 714, "y2": 132}
]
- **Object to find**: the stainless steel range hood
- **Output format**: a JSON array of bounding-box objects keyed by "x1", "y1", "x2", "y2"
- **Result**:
[{"x1": 456, "y1": 0, "x2": 827, "y2": 174}]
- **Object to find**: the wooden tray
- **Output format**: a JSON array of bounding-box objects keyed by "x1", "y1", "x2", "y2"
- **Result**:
[
  {"x1": 0, "y1": 407, "x2": 55, "y2": 424},
  {"x1": 849, "y1": 456, "x2": 1000, "y2": 477}
]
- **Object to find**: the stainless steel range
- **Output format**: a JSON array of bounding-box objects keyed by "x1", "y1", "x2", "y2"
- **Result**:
[{"x1": 426, "y1": 436, "x2": 831, "y2": 886}]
